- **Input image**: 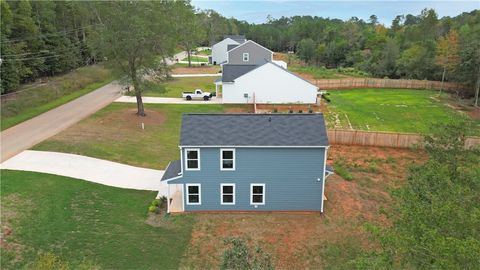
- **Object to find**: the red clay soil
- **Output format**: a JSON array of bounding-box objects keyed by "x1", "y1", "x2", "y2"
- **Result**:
[
  {"x1": 171, "y1": 66, "x2": 220, "y2": 74},
  {"x1": 181, "y1": 145, "x2": 425, "y2": 269}
]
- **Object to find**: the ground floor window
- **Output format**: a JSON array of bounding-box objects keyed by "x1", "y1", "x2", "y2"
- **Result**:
[
  {"x1": 250, "y1": 184, "x2": 265, "y2": 205},
  {"x1": 186, "y1": 184, "x2": 201, "y2": 205},
  {"x1": 221, "y1": 184, "x2": 235, "y2": 205}
]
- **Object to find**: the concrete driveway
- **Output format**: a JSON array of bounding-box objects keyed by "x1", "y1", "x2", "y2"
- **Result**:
[
  {"x1": 115, "y1": 96, "x2": 223, "y2": 104},
  {"x1": 1, "y1": 150, "x2": 167, "y2": 193}
]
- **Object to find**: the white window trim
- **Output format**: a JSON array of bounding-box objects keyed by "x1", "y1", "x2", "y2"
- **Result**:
[
  {"x1": 220, "y1": 148, "x2": 236, "y2": 171},
  {"x1": 242, "y1": 53, "x2": 249, "y2": 62},
  {"x1": 220, "y1": 183, "x2": 236, "y2": 205},
  {"x1": 186, "y1": 183, "x2": 201, "y2": 205},
  {"x1": 185, "y1": 148, "x2": 200, "y2": 171},
  {"x1": 250, "y1": 183, "x2": 265, "y2": 205}
]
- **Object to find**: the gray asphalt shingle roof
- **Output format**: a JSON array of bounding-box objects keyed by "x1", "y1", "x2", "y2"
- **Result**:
[
  {"x1": 224, "y1": 35, "x2": 246, "y2": 43},
  {"x1": 221, "y1": 64, "x2": 260, "y2": 82},
  {"x1": 180, "y1": 113, "x2": 329, "y2": 147},
  {"x1": 161, "y1": 160, "x2": 181, "y2": 181}
]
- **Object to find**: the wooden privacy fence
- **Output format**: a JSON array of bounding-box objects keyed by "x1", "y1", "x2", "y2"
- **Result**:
[
  {"x1": 314, "y1": 78, "x2": 467, "y2": 92},
  {"x1": 327, "y1": 129, "x2": 480, "y2": 149}
]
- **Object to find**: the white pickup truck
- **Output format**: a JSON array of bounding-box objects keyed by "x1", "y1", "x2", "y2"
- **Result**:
[{"x1": 182, "y1": 89, "x2": 212, "y2": 101}]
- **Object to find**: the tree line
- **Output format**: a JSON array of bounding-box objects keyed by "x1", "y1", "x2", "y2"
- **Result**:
[{"x1": 1, "y1": 2, "x2": 479, "y2": 101}]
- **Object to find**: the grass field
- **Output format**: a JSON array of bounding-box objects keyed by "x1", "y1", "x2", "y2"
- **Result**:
[
  {"x1": 33, "y1": 103, "x2": 251, "y2": 169},
  {"x1": 181, "y1": 56, "x2": 209, "y2": 62},
  {"x1": 290, "y1": 66, "x2": 369, "y2": 79},
  {"x1": 1, "y1": 65, "x2": 114, "y2": 130},
  {"x1": 1, "y1": 170, "x2": 194, "y2": 270},
  {"x1": 196, "y1": 49, "x2": 211, "y2": 56},
  {"x1": 273, "y1": 52, "x2": 369, "y2": 79},
  {"x1": 137, "y1": 76, "x2": 218, "y2": 98},
  {"x1": 324, "y1": 88, "x2": 480, "y2": 134}
]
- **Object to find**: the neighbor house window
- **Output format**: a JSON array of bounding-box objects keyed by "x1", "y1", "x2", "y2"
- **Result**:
[
  {"x1": 220, "y1": 149, "x2": 235, "y2": 170},
  {"x1": 243, "y1": 53, "x2": 249, "y2": 62},
  {"x1": 185, "y1": 149, "x2": 200, "y2": 170},
  {"x1": 250, "y1": 184, "x2": 265, "y2": 205},
  {"x1": 186, "y1": 184, "x2": 201, "y2": 205},
  {"x1": 221, "y1": 184, "x2": 235, "y2": 205}
]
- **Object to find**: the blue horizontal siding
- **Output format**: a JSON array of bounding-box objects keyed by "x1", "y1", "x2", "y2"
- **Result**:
[{"x1": 171, "y1": 147, "x2": 326, "y2": 211}]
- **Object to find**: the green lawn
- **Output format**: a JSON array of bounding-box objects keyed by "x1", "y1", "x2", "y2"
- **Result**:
[
  {"x1": 0, "y1": 170, "x2": 194, "y2": 270},
  {"x1": 1, "y1": 65, "x2": 114, "y2": 130},
  {"x1": 33, "y1": 103, "x2": 250, "y2": 169},
  {"x1": 181, "y1": 56, "x2": 209, "y2": 62},
  {"x1": 138, "y1": 76, "x2": 218, "y2": 98},
  {"x1": 325, "y1": 88, "x2": 480, "y2": 134},
  {"x1": 196, "y1": 49, "x2": 211, "y2": 56}
]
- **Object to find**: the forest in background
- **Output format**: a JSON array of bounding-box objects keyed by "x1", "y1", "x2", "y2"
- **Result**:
[{"x1": 1, "y1": 1, "x2": 479, "y2": 96}]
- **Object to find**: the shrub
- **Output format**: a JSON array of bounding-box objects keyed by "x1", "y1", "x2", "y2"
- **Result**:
[
  {"x1": 298, "y1": 110, "x2": 303, "y2": 113},
  {"x1": 289, "y1": 109, "x2": 293, "y2": 113},
  {"x1": 151, "y1": 199, "x2": 160, "y2": 207},
  {"x1": 273, "y1": 108, "x2": 278, "y2": 113},
  {"x1": 148, "y1": 205, "x2": 159, "y2": 213},
  {"x1": 221, "y1": 237, "x2": 273, "y2": 270}
]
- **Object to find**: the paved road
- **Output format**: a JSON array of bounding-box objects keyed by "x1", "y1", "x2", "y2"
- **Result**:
[
  {"x1": 1, "y1": 82, "x2": 122, "y2": 162},
  {"x1": 1, "y1": 150, "x2": 166, "y2": 192},
  {"x1": 115, "y1": 96, "x2": 223, "y2": 104},
  {"x1": 1, "y1": 51, "x2": 187, "y2": 163}
]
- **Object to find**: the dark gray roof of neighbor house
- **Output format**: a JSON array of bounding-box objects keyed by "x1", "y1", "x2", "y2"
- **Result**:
[
  {"x1": 180, "y1": 113, "x2": 329, "y2": 147},
  {"x1": 161, "y1": 160, "x2": 181, "y2": 181},
  {"x1": 221, "y1": 64, "x2": 261, "y2": 82},
  {"x1": 225, "y1": 35, "x2": 246, "y2": 43},
  {"x1": 227, "y1": 44, "x2": 238, "y2": 51}
]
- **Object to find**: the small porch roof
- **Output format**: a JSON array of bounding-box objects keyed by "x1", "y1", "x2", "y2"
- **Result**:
[
  {"x1": 325, "y1": 165, "x2": 334, "y2": 178},
  {"x1": 161, "y1": 160, "x2": 182, "y2": 181}
]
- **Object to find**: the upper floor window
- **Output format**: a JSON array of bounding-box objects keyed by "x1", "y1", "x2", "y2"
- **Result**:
[
  {"x1": 242, "y1": 53, "x2": 249, "y2": 62},
  {"x1": 185, "y1": 149, "x2": 200, "y2": 170},
  {"x1": 186, "y1": 184, "x2": 201, "y2": 205},
  {"x1": 220, "y1": 149, "x2": 235, "y2": 170}
]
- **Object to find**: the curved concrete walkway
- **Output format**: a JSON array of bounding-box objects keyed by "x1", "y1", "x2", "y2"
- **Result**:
[{"x1": 1, "y1": 150, "x2": 166, "y2": 193}]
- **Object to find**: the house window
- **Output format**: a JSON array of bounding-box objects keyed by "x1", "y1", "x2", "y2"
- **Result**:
[
  {"x1": 243, "y1": 53, "x2": 249, "y2": 62},
  {"x1": 220, "y1": 149, "x2": 235, "y2": 170},
  {"x1": 221, "y1": 184, "x2": 235, "y2": 205},
  {"x1": 185, "y1": 149, "x2": 200, "y2": 170},
  {"x1": 186, "y1": 184, "x2": 201, "y2": 205},
  {"x1": 250, "y1": 184, "x2": 265, "y2": 205}
]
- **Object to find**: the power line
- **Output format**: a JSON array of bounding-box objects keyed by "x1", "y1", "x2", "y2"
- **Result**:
[
  {"x1": 1, "y1": 47, "x2": 93, "y2": 61},
  {"x1": 0, "y1": 24, "x2": 103, "y2": 44}
]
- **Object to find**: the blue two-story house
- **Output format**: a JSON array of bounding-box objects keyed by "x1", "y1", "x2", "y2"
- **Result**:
[{"x1": 161, "y1": 113, "x2": 332, "y2": 213}]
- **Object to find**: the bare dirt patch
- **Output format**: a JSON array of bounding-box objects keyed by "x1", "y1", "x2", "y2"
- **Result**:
[
  {"x1": 256, "y1": 104, "x2": 321, "y2": 113},
  {"x1": 181, "y1": 145, "x2": 424, "y2": 269},
  {"x1": 172, "y1": 66, "x2": 221, "y2": 75}
]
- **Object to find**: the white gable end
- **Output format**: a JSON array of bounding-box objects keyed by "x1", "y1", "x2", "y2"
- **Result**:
[
  {"x1": 212, "y1": 38, "x2": 239, "y2": 65},
  {"x1": 222, "y1": 63, "x2": 318, "y2": 104}
]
